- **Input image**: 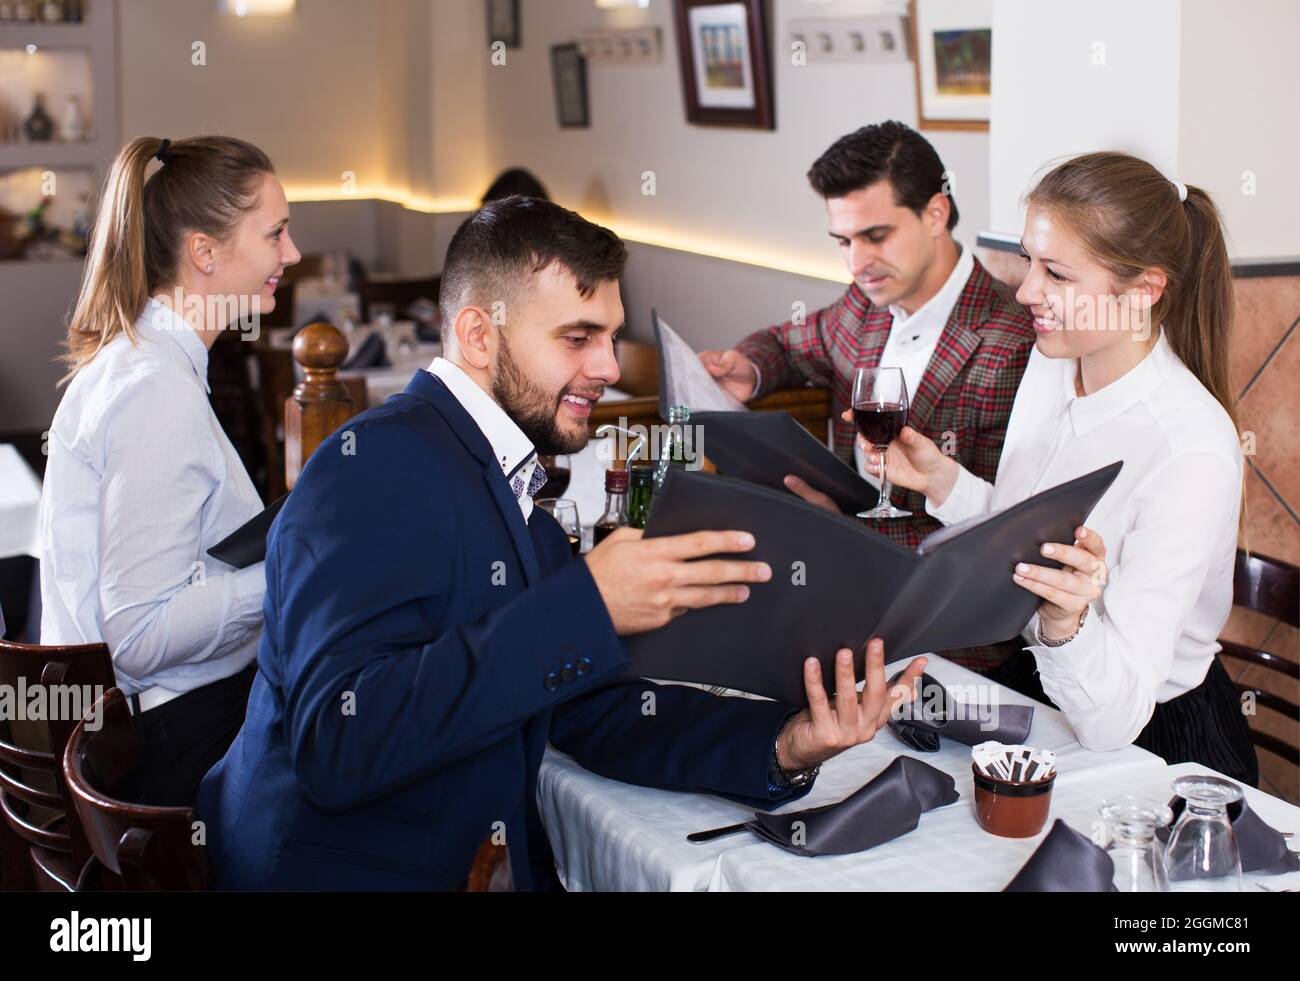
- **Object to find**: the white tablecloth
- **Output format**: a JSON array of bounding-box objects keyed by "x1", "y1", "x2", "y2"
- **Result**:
[
  {"x1": 538, "y1": 654, "x2": 1300, "y2": 891},
  {"x1": 0, "y1": 444, "x2": 41, "y2": 560}
]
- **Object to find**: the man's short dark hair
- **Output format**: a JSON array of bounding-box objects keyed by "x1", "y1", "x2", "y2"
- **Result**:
[
  {"x1": 440, "y1": 195, "x2": 628, "y2": 338},
  {"x1": 807, "y1": 120, "x2": 959, "y2": 230}
]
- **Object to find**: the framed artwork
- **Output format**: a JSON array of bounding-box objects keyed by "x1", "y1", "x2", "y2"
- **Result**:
[
  {"x1": 551, "y1": 44, "x2": 590, "y2": 129},
  {"x1": 486, "y1": 0, "x2": 520, "y2": 49},
  {"x1": 910, "y1": 0, "x2": 992, "y2": 131},
  {"x1": 671, "y1": 0, "x2": 773, "y2": 129}
]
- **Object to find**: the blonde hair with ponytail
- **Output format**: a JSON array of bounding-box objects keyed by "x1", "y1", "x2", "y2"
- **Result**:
[{"x1": 62, "y1": 135, "x2": 274, "y2": 379}]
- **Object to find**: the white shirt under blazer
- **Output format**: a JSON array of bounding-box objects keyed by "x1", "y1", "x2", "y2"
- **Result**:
[
  {"x1": 927, "y1": 328, "x2": 1242, "y2": 752},
  {"x1": 38, "y1": 299, "x2": 265, "y2": 708}
]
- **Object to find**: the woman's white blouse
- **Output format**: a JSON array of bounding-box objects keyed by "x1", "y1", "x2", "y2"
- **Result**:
[
  {"x1": 38, "y1": 299, "x2": 265, "y2": 698},
  {"x1": 927, "y1": 329, "x2": 1242, "y2": 751}
]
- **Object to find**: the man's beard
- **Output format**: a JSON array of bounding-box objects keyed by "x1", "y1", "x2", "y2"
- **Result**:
[{"x1": 490, "y1": 334, "x2": 589, "y2": 456}]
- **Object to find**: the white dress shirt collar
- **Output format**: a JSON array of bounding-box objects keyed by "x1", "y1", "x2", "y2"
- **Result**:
[
  {"x1": 1065, "y1": 328, "x2": 1171, "y2": 438},
  {"x1": 427, "y1": 356, "x2": 538, "y2": 485},
  {"x1": 887, "y1": 244, "x2": 974, "y2": 340},
  {"x1": 139, "y1": 297, "x2": 212, "y2": 394}
]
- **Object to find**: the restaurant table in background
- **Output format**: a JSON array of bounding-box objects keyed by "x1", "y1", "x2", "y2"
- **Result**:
[
  {"x1": 538, "y1": 654, "x2": 1300, "y2": 892},
  {"x1": 292, "y1": 275, "x2": 361, "y2": 330}
]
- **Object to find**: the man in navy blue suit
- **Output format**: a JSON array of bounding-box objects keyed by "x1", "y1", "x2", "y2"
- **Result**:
[{"x1": 197, "y1": 197, "x2": 926, "y2": 890}]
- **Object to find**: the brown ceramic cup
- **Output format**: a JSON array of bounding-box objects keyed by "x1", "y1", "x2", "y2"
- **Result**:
[{"x1": 971, "y1": 763, "x2": 1056, "y2": 838}]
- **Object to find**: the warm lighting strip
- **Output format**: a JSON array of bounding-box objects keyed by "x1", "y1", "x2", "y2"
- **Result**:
[{"x1": 282, "y1": 184, "x2": 851, "y2": 284}]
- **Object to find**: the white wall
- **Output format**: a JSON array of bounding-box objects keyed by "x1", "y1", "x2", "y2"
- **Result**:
[
  {"x1": 987, "y1": 0, "x2": 1296, "y2": 260},
  {"x1": 987, "y1": 0, "x2": 1182, "y2": 239},
  {"x1": 471, "y1": 0, "x2": 990, "y2": 282},
  {"x1": 1178, "y1": 0, "x2": 1300, "y2": 259}
]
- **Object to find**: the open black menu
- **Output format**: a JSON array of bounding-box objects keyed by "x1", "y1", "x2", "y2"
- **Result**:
[
  {"x1": 692, "y1": 410, "x2": 879, "y2": 514},
  {"x1": 207, "y1": 494, "x2": 288, "y2": 570},
  {"x1": 651, "y1": 309, "x2": 748, "y2": 420},
  {"x1": 623, "y1": 461, "x2": 1122, "y2": 703}
]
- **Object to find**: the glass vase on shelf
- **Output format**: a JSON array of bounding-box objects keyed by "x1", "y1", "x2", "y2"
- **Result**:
[
  {"x1": 39, "y1": 0, "x2": 64, "y2": 23},
  {"x1": 23, "y1": 93, "x2": 55, "y2": 143},
  {"x1": 61, "y1": 95, "x2": 86, "y2": 144}
]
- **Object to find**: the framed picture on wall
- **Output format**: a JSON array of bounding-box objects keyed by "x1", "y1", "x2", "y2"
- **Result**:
[
  {"x1": 551, "y1": 43, "x2": 590, "y2": 129},
  {"x1": 486, "y1": 0, "x2": 520, "y2": 49},
  {"x1": 672, "y1": 0, "x2": 773, "y2": 129},
  {"x1": 910, "y1": 0, "x2": 992, "y2": 131}
]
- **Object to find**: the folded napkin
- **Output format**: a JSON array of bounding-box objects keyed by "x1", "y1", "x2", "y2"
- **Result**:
[
  {"x1": 887, "y1": 670, "x2": 1034, "y2": 753},
  {"x1": 746, "y1": 756, "x2": 958, "y2": 857},
  {"x1": 1004, "y1": 819, "x2": 1117, "y2": 892},
  {"x1": 342, "y1": 331, "x2": 390, "y2": 370},
  {"x1": 1156, "y1": 791, "x2": 1300, "y2": 876}
]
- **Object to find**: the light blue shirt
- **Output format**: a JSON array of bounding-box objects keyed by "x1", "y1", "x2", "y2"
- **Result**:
[{"x1": 38, "y1": 299, "x2": 265, "y2": 698}]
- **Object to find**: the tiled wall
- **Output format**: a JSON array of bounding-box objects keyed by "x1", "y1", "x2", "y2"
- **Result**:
[{"x1": 981, "y1": 248, "x2": 1300, "y2": 804}]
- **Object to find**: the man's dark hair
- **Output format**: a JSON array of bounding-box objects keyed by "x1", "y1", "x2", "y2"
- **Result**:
[
  {"x1": 807, "y1": 120, "x2": 958, "y2": 230},
  {"x1": 481, "y1": 168, "x2": 550, "y2": 205},
  {"x1": 440, "y1": 195, "x2": 627, "y2": 339}
]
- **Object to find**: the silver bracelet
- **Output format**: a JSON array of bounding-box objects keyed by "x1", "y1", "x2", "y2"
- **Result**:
[{"x1": 1037, "y1": 605, "x2": 1089, "y2": 647}]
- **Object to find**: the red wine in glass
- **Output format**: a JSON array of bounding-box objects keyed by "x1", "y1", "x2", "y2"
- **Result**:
[
  {"x1": 854, "y1": 403, "x2": 908, "y2": 447},
  {"x1": 851, "y1": 366, "x2": 913, "y2": 519}
]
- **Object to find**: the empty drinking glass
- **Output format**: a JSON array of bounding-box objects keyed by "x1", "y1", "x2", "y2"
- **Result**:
[
  {"x1": 1099, "y1": 796, "x2": 1174, "y2": 892},
  {"x1": 1164, "y1": 775, "x2": 1243, "y2": 892}
]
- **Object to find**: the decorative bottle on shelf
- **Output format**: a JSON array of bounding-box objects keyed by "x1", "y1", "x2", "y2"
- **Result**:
[
  {"x1": 14, "y1": 0, "x2": 35, "y2": 21},
  {"x1": 593, "y1": 467, "x2": 630, "y2": 547},
  {"x1": 0, "y1": 2, "x2": 17, "y2": 23},
  {"x1": 40, "y1": 0, "x2": 64, "y2": 22},
  {"x1": 65, "y1": 0, "x2": 82, "y2": 21},
  {"x1": 60, "y1": 94, "x2": 85, "y2": 143},
  {"x1": 23, "y1": 93, "x2": 55, "y2": 143}
]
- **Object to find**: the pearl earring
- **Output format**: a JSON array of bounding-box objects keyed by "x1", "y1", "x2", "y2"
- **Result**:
[{"x1": 207, "y1": 264, "x2": 214, "y2": 273}]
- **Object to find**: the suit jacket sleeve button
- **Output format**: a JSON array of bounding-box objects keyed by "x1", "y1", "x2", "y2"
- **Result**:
[
  {"x1": 560, "y1": 662, "x2": 576, "y2": 682},
  {"x1": 576, "y1": 657, "x2": 592, "y2": 676},
  {"x1": 544, "y1": 672, "x2": 561, "y2": 691}
]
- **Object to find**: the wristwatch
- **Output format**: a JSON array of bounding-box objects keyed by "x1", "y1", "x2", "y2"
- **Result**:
[
  {"x1": 768, "y1": 715, "x2": 820, "y2": 791},
  {"x1": 1036, "y1": 605, "x2": 1089, "y2": 648}
]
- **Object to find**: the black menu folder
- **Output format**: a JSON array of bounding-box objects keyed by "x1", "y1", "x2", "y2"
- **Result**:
[
  {"x1": 207, "y1": 494, "x2": 288, "y2": 569},
  {"x1": 623, "y1": 461, "x2": 1122, "y2": 704},
  {"x1": 693, "y1": 410, "x2": 879, "y2": 513}
]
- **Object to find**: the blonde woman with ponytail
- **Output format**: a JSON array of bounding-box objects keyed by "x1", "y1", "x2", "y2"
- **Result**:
[
  {"x1": 38, "y1": 136, "x2": 301, "y2": 805},
  {"x1": 851, "y1": 152, "x2": 1255, "y2": 783}
]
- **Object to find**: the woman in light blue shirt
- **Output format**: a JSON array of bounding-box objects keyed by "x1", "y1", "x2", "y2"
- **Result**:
[{"x1": 39, "y1": 135, "x2": 301, "y2": 805}]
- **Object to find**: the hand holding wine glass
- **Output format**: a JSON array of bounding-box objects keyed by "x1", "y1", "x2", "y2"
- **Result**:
[{"x1": 840, "y1": 411, "x2": 960, "y2": 506}]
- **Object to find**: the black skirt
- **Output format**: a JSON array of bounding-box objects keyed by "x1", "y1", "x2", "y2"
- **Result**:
[{"x1": 990, "y1": 651, "x2": 1260, "y2": 787}]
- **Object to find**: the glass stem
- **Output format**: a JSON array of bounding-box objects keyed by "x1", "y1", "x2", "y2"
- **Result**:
[{"x1": 877, "y1": 444, "x2": 893, "y2": 511}]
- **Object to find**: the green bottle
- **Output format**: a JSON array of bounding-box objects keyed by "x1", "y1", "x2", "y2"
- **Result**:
[{"x1": 627, "y1": 463, "x2": 655, "y2": 530}]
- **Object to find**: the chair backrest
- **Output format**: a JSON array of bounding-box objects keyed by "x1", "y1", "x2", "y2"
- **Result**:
[
  {"x1": 1220, "y1": 549, "x2": 1299, "y2": 766},
  {"x1": 359, "y1": 275, "x2": 440, "y2": 322},
  {"x1": 614, "y1": 339, "x2": 660, "y2": 397},
  {"x1": 63, "y1": 688, "x2": 208, "y2": 891},
  {"x1": 0, "y1": 639, "x2": 115, "y2": 881}
]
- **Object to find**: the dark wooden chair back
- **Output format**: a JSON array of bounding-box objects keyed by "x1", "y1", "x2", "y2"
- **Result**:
[
  {"x1": 63, "y1": 688, "x2": 207, "y2": 891},
  {"x1": 1220, "y1": 549, "x2": 1299, "y2": 766},
  {"x1": 359, "y1": 275, "x2": 441, "y2": 322},
  {"x1": 614, "y1": 339, "x2": 660, "y2": 397},
  {"x1": 0, "y1": 639, "x2": 114, "y2": 890}
]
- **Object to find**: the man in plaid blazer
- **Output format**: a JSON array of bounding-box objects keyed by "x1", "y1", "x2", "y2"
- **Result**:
[{"x1": 702, "y1": 122, "x2": 1035, "y2": 554}]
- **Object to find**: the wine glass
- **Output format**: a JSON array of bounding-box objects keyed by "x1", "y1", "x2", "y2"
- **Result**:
[
  {"x1": 852, "y1": 366, "x2": 912, "y2": 519},
  {"x1": 1164, "y1": 775, "x2": 1243, "y2": 892},
  {"x1": 535, "y1": 455, "x2": 572, "y2": 499},
  {"x1": 537, "y1": 498, "x2": 582, "y2": 556},
  {"x1": 1099, "y1": 796, "x2": 1174, "y2": 892}
]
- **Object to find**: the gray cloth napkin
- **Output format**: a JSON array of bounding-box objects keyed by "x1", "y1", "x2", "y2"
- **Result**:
[
  {"x1": 1156, "y1": 792, "x2": 1300, "y2": 875},
  {"x1": 887, "y1": 670, "x2": 1034, "y2": 752},
  {"x1": 746, "y1": 756, "x2": 959, "y2": 857},
  {"x1": 1004, "y1": 819, "x2": 1117, "y2": 892}
]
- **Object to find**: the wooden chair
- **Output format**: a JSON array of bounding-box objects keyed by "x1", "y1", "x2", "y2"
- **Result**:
[
  {"x1": 614, "y1": 339, "x2": 660, "y2": 397},
  {"x1": 0, "y1": 639, "x2": 115, "y2": 891},
  {"x1": 63, "y1": 688, "x2": 208, "y2": 891},
  {"x1": 359, "y1": 275, "x2": 441, "y2": 323},
  {"x1": 1219, "y1": 549, "x2": 1299, "y2": 766}
]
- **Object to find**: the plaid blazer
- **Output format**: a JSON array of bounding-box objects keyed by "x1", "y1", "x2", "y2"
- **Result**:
[{"x1": 738, "y1": 256, "x2": 1035, "y2": 551}]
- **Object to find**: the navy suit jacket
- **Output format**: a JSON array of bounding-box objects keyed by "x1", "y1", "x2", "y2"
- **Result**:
[{"x1": 196, "y1": 369, "x2": 809, "y2": 890}]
